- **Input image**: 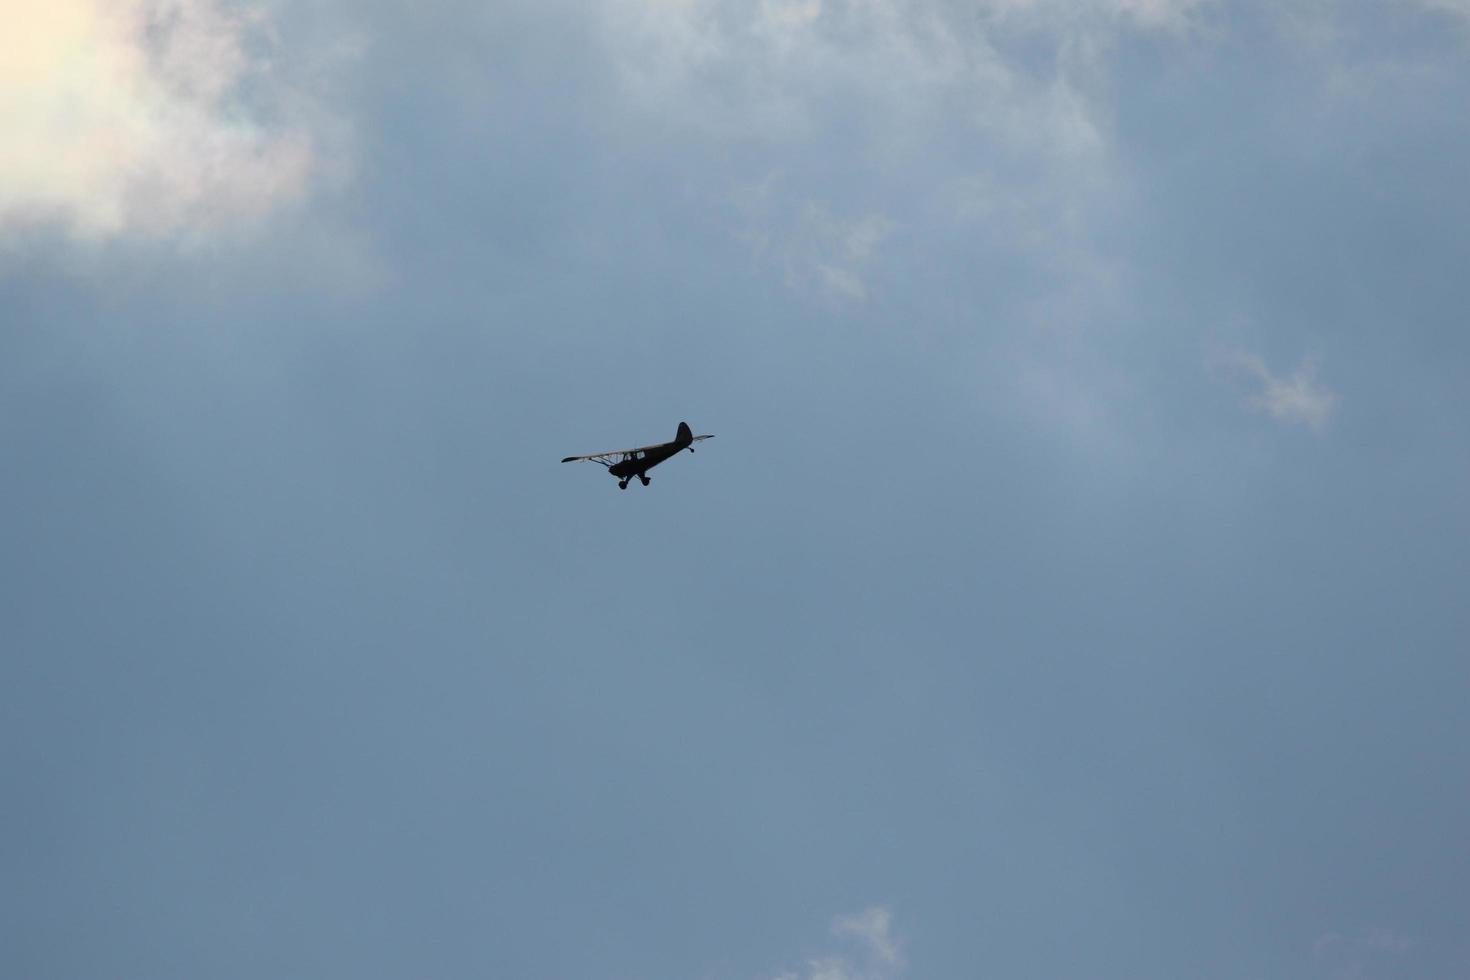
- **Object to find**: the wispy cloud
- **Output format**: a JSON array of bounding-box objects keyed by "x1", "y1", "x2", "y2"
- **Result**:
[
  {"x1": 0, "y1": 0, "x2": 344, "y2": 243},
  {"x1": 984, "y1": 0, "x2": 1210, "y2": 32},
  {"x1": 603, "y1": 0, "x2": 1178, "y2": 157},
  {"x1": 830, "y1": 907, "x2": 902, "y2": 970},
  {"x1": 1213, "y1": 349, "x2": 1337, "y2": 431},
  {"x1": 601, "y1": 0, "x2": 1188, "y2": 303},
  {"x1": 743, "y1": 191, "x2": 892, "y2": 304},
  {"x1": 792, "y1": 203, "x2": 893, "y2": 304},
  {"x1": 1412, "y1": 0, "x2": 1470, "y2": 24},
  {"x1": 766, "y1": 907, "x2": 904, "y2": 980},
  {"x1": 1109, "y1": 0, "x2": 1209, "y2": 30}
]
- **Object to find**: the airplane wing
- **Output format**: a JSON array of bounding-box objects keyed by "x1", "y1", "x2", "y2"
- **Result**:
[
  {"x1": 560, "y1": 434, "x2": 713, "y2": 464},
  {"x1": 560, "y1": 443, "x2": 664, "y2": 465}
]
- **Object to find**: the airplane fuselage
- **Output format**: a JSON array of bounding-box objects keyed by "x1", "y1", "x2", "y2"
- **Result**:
[{"x1": 607, "y1": 432, "x2": 691, "y2": 479}]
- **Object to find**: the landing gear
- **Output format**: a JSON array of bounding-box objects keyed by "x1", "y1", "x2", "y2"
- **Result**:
[
  {"x1": 639, "y1": 475, "x2": 651, "y2": 486},
  {"x1": 618, "y1": 479, "x2": 629, "y2": 489}
]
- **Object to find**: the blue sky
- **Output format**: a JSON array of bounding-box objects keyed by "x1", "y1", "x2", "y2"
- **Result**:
[{"x1": 3, "y1": 2, "x2": 1468, "y2": 978}]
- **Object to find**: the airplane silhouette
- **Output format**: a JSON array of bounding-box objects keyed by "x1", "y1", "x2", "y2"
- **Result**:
[{"x1": 561, "y1": 422, "x2": 714, "y2": 489}]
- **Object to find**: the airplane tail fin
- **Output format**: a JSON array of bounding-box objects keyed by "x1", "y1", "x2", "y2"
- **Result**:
[{"x1": 676, "y1": 421, "x2": 694, "y2": 445}]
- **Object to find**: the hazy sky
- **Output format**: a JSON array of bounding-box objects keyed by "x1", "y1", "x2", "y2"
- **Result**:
[{"x1": 3, "y1": 2, "x2": 1468, "y2": 978}]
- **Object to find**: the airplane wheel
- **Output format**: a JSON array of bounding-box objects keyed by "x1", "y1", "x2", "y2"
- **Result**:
[
  {"x1": 619, "y1": 481, "x2": 628, "y2": 490},
  {"x1": 640, "y1": 476, "x2": 650, "y2": 486}
]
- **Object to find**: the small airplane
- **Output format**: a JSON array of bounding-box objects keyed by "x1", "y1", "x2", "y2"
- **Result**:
[{"x1": 561, "y1": 421, "x2": 714, "y2": 489}]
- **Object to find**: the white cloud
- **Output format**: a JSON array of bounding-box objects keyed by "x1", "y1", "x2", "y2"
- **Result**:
[
  {"x1": 0, "y1": 0, "x2": 340, "y2": 243},
  {"x1": 1213, "y1": 350, "x2": 1337, "y2": 431},
  {"x1": 767, "y1": 907, "x2": 904, "y2": 980}
]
